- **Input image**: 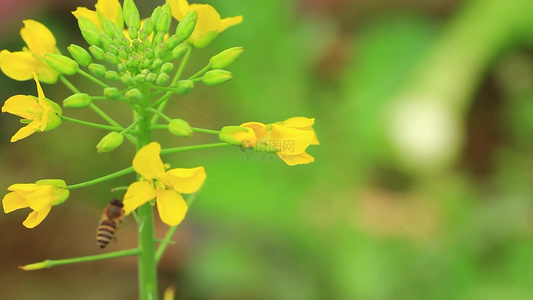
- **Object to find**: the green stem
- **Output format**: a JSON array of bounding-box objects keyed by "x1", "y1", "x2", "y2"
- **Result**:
[
  {"x1": 89, "y1": 103, "x2": 136, "y2": 144},
  {"x1": 137, "y1": 86, "x2": 158, "y2": 300},
  {"x1": 160, "y1": 143, "x2": 231, "y2": 155},
  {"x1": 77, "y1": 69, "x2": 110, "y2": 88},
  {"x1": 61, "y1": 116, "x2": 125, "y2": 131},
  {"x1": 60, "y1": 76, "x2": 80, "y2": 93},
  {"x1": 155, "y1": 193, "x2": 198, "y2": 263},
  {"x1": 121, "y1": 116, "x2": 145, "y2": 135},
  {"x1": 20, "y1": 248, "x2": 139, "y2": 271},
  {"x1": 188, "y1": 65, "x2": 210, "y2": 80},
  {"x1": 191, "y1": 127, "x2": 220, "y2": 135},
  {"x1": 66, "y1": 167, "x2": 134, "y2": 190},
  {"x1": 151, "y1": 46, "x2": 192, "y2": 124},
  {"x1": 146, "y1": 107, "x2": 172, "y2": 122}
]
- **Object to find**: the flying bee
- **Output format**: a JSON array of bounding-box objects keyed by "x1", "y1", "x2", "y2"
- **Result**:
[{"x1": 97, "y1": 199, "x2": 124, "y2": 249}]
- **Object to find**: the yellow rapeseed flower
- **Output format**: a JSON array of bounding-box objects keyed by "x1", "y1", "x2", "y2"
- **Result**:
[
  {"x1": 166, "y1": 0, "x2": 242, "y2": 48},
  {"x1": 123, "y1": 142, "x2": 206, "y2": 226},
  {"x1": 225, "y1": 117, "x2": 319, "y2": 166},
  {"x1": 2, "y1": 73, "x2": 62, "y2": 142},
  {"x1": 72, "y1": 0, "x2": 123, "y2": 31},
  {"x1": 0, "y1": 20, "x2": 59, "y2": 83},
  {"x1": 2, "y1": 179, "x2": 69, "y2": 228}
]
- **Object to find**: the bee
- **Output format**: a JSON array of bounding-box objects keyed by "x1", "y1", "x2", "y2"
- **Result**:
[{"x1": 97, "y1": 199, "x2": 124, "y2": 249}]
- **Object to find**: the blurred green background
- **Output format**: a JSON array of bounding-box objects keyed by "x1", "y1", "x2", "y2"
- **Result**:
[{"x1": 1, "y1": 0, "x2": 533, "y2": 299}]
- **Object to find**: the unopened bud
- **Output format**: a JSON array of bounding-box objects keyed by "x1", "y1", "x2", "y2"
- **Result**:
[
  {"x1": 67, "y1": 44, "x2": 92, "y2": 66},
  {"x1": 125, "y1": 88, "x2": 143, "y2": 104},
  {"x1": 156, "y1": 12, "x2": 171, "y2": 33},
  {"x1": 45, "y1": 54, "x2": 78, "y2": 75},
  {"x1": 174, "y1": 80, "x2": 194, "y2": 94},
  {"x1": 129, "y1": 26, "x2": 139, "y2": 40},
  {"x1": 156, "y1": 73, "x2": 170, "y2": 86},
  {"x1": 134, "y1": 73, "x2": 146, "y2": 83},
  {"x1": 160, "y1": 62, "x2": 174, "y2": 74},
  {"x1": 78, "y1": 17, "x2": 101, "y2": 34},
  {"x1": 102, "y1": 19, "x2": 117, "y2": 39},
  {"x1": 171, "y1": 43, "x2": 189, "y2": 60},
  {"x1": 121, "y1": 74, "x2": 136, "y2": 86},
  {"x1": 219, "y1": 126, "x2": 256, "y2": 146},
  {"x1": 209, "y1": 47, "x2": 244, "y2": 69},
  {"x1": 104, "y1": 52, "x2": 119, "y2": 65},
  {"x1": 104, "y1": 87, "x2": 120, "y2": 99},
  {"x1": 105, "y1": 71, "x2": 120, "y2": 81},
  {"x1": 89, "y1": 45, "x2": 105, "y2": 60},
  {"x1": 146, "y1": 73, "x2": 157, "y2": 83},
  {"x1": 175, "y1": 10, "x2": 198, "y2": 41},
  {"x1": 63, "y1": 93, "x2": 92, "y2": 108},
  {"x1": 123, "y1": 0, "x2": 141, "y2": 29},
  {"x1": 81, "y1": 29, "x2": 102, "y2": 46},
  {"x1": 202, "y1": 70, "x2": 233, "y2": 86},
  {"x1": 97, "y1": 132, "x2": 124, "y2": 153},
  {"x1": 88, "y1": 63, "x2": 107, "y2": 77},
  {"x1": 168, "y1": 119, "x2": 193, "y2": 137},
  {"x1": 142, "y1": 18, "x2": 154, "y2": 36}
]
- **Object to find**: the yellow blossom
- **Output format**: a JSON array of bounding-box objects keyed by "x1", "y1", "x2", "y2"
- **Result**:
[
  {"x1": 225, "y1": 117, "x2": 319, "y2": 166},
  {"x1": 2, "y1": 73, "x2": 62, "y2": 142},
  {"x1": 72, "y1": 0, "x2": 123, "y2": 31},
  {"x1": 0, "y1": 20, "x2": 59, "y2": 83},
  {"x1": 166, "y1": 0, "x2": 242, "y2": 48},
  {"x1": 123, "y1": 142, "x2": 206, "y2": 226},
  {"x1": 2, "y1": 179, "x2": 69, "y2": 228}
]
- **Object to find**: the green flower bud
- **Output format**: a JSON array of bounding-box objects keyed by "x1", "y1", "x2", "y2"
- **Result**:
[
  {"x1": 107, "y1": 44, "x2": 119, "y2": 55},
  {"x1": 171, "y1": 43, "x2": 189, "y2": 60},
  {"x1": 134, "y1": 74, "x2": 146, "y2": 83},
  {"x1": 156, "y1": 73, "x2": 170, "y2": 86},
  {"x1": 63, "y1": 93, "x2": 92, "y2": 108},
  {"x1": 202, "y1": 70, "x2": 233, "y2": 86},
  {"x1": 45, "y1": 54, "x2": 79, "y2": 75},
  {"x1": 160, "y1": 62, "x2": 174, "y2": 74},
  {"x1": 176, "y1": 10, "x2": 198, "y2": 41},
  {"x1": 67, "y1": 44, "x2": 92, "y2": 67},
  {"x1": 78, "y1": 17, "x2": 101, "y2": 35},
  {"x1": 144, "y1": 48, "x2": 154, "y2": 59},
  {"x1": 174, "y1": 80, "x2": 194, "y2": 94},
  {"x1": 146, "y1": 73, "x2": 157, "y2": 83},
  {"x1": 142, "y1": 18, "x2": 154, "y2": 36},
  {"x1": 123, "y1": 0, "x2": 141, "y2": 29},
  {"x1": 104, "y1": 87, "x2": 121, "y2": 99},
  {"x1": 156, "y1": 12, "x2": 171, "y2": 33},
  {"x1": 151, "y1": 6, "x2": 162, "y2": 24},
  {"x1": 88, "y1": 63, "x2": 107, "y2": 77},
  {"x1": 100, "y1": 33, "x2": 114, "y2": 49},
  {"x1": 125, "y1": 45, "x2": 134, "y2": 53},
  {"x1": 165, "y1": 35, "x2": 180, "y2": 49},
  {"x1": 129, "y1": 26, "x2": 139, "y2": 40},
  {"x1": 97, "y1": 132, "x2": 124, "y2": 153},
  {"x1": 118, "y1": 37, "x2": 130, "y2": 47},
  {"x1": 153, "y1": 32, "x2": 166, "y2": 45},
  {"x1": 125, "y1": 88, "x2": 143, "y2": 103},
  {"x1": 151, "y1": 58, "x2": 163, "y2": 69},
  {"x1": 121, "y1": 74, "x2": 136, "y2": 86},
  {"x1": 104, "y1": 52, "x2": 119, "y2": 65},
  {"x1": 81, "y1": 29, "x2": 102, "y2": 46},
  {"x1": 154, "y1": 44, "x2": 167, "y2": 58},
  {"x1": 102, "y1": 19, "x2": 117, "y2": 39},
  {"x1": 118, "y1": 63, "x2": 128, "y2": 73},
  {"x1": 168, "y1": 119, "x2": 193, "y2": 137},
  {"x1": 209, "y1": 47, "x2": 244, "y2": 69},
  {"x1": 105, "y1": 71, "x2": 120, "y2": 81},
  {"x1": 142, "y1": 58, "x2": 152, "y2": 69},
  {"x1": 89, "y1": 45, "x2": 105, "y2": 60}
]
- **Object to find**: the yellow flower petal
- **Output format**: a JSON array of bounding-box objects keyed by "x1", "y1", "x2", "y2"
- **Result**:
[
  {"x1": 20, "y1": 20, "x2": 56, "y2": 56},
  {"x1": 277, "y1": 152, "x2": 315, "y2": 166},
  {"x1": 2, "y1": 192, "x2": 29, "y2": 213},
  {"x1": 0, "y1": 50, "x2": 58, "y2": 83},
  {"x1": 241, "y1": 122, "x2": 268, "y2": 139},
  {"x1": 283, "y1": 117, "x2": 315, "y2": 129},
  {"x1": 188, "y1": 4, "x2": 220, "y2": 48},
  {"x1": 219, "y1": 15, "x2": 243, "y2": 32},
  {"x1": 22, "y1": 206, "x2": 51, "y2": 228},
  {"x1": 11, "y1": 122, "x2": 39, "y2": 142},
  {"x1": 95, "y1": 0, "x2": 123, "y2": 29},
  {"x1": 165, "y1": 166, "x2": 206, "y2": 194},
  {"x1": 156, "y1": 189, "x2": 188, "y2": 226},
  {"x1": 123, "y1": 181, "x2": 157, "y2": 215},
  {"x1": 269, "y1": 124, "x2": 314, "y2": 155},
  {"x1": 26, "y1": 186, "x2": 54, "y2": 212},
  {"x1": 72, "y1": 7, "x2": 100, "y2": 26},
  {"x1": 7, "y1": 183, "x2": 38, "y2": 193},
  {"x1": 33, "y1": 73, "x2": 45, "y2": 103},
  {"x1": 167, "y1": 0, "x2": 190, "y2": 20},
  {"x1": 133, "y1": 142, "x2": 166, "y2": 180},
  {"x1": 2, "y1": 95, "x2": 38, "y2": 119}
]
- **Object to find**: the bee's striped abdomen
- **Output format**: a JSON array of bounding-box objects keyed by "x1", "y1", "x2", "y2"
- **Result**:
[{"x1": 97, "y1": 219, "x2": 117, "y2": 248}]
